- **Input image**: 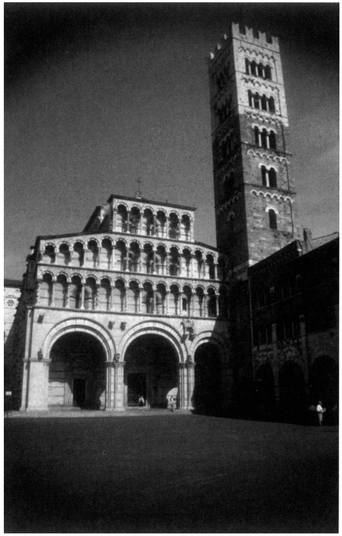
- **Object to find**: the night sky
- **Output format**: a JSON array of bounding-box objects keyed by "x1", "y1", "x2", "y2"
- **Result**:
[{"x1": 5, "y1": 3, "x2": 339, "y2": 280}]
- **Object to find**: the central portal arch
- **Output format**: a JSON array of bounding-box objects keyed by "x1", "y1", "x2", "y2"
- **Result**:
[{"x1": 124, "y1": 334, "x2": 178, "y2": 408}]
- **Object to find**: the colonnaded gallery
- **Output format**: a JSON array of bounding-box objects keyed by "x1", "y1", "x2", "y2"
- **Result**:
[{"x1": 5, "y1": 23, "x2": 339, "y2": 421}]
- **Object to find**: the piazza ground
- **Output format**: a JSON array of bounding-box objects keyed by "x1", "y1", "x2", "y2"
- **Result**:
[{"x1": 5, "y1": 412, "x2": 338, "y2": 533}]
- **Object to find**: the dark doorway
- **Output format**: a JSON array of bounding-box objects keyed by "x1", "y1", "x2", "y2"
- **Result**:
[
  {"x1": 255, "y1": 363, "x2": 276, "y2": 421},
  {"x1": 194, "y1": 343, "x2": 221, "y2": 415},
  {"x1": 279, "y1": 361, "x2": 305, "y2": 423},
  {"x1": 49, "y1": 332, "x2": 106, "y2": 409},
  {"x1": 127, "y1": 373, "x2": 146, "y2": 406},
  {"x1": 125, "y1": 335, "x2": 178, "y2": 408},
  {"x1": 73, "y1": 378, "x2": 86, "y2": 407}
]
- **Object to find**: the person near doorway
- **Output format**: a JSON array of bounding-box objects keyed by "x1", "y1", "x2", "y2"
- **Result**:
[
  {"x1": 170, "y1": 396, "x2": 176, "y2": 412},
  {"x1": 316, "y1": 401, "x2": 326, "y2": 426},
  {"x1": 138, "y1": 395, "x2": 145, "y2": 407}
]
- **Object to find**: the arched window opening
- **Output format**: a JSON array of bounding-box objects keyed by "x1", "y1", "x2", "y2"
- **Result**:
[
  {"x1": 156, "y1": 283, "x2": 166, "y2": 315},
  {"x1": 269, "y1": 97, "x2": 275, "y2": 113},
  {"x1": 129, "y1": 207, "x2": 141, "y2": 234},
  {"x1": 194, "y1": 287, "x2": 204, "y2": 317},
  {"x1": 142, "y1": 209, "x2": 154, "y2": 236},
  {"x1": 98, "y1": 279, "x2": 111, "y2": 311},
  {"x1": 155, "y1": 211, "x2": 166, "y2": 238},
  {"x1": 86, "y1": 240, "x2": 98, "y2": 268},
  {"x1": 55, "y1": 274, "x2": 67, "y2": 308},
  {"x1": 207, "y1": 289, "x2": 217, "y2": 317},
  {"x1": 58, "y1": 244, "x2": 71, "y2": 265},
  {"x1": 169, "y1": 247, "x2": 180, "y2": 277},
  {"x1": 142, "y1": 283, "x2": 153, "y2": 314},
  {"x1": 180, "y1": 215, "x2": 190, "y2": 240},
  {"x1": 113, "y1": 280, "x2": 125, "y2": 312},
  {"x1": 100, "y1": 239, "x2": 112, "y2": 269},
  {"x1": 269, "y1": 168, "x2": 277, "y2": 188},
  {"x1": 129, "y1": 243, "x2": 140, "y2": 273},
  {"x1": 169, "y1": 284, "x2": 180, "y2": 316},
  {"x1": 269, "y1": 130, "x2": 277, "y2": 150},
  {"x1": 116, "y1": 205, "x2": 128, "y2": 233},
  {"x1": 40, "y1": 273, "x2": 53, "y2": 306},
  {"x1": 169, "y1": 213, "x2": 180, "y2": 239},
  {"x1": 264, "y1": 65, "x2": 272, "y2": 80},
  {"x1": 73, "y1": 242, "x2": 84, "y2": 267},
  {"x1": 43, "y1": 245, "x2": 55, "y2": 264},
  {"x1": 84, "y1": 277, "x2": 96, "y2": 310},
  {"x1": 268, "y1": 209, "x2": 277, "y2": 230},
  {"x1": 127, "y1": 281, "x2": 139, "y2": 313},
  {"x1": 115, "y1": 241, "x2": 126, "y2": 271},
  {"x1": 69, "y1": 276, "x2": 82, "y2": 309}
]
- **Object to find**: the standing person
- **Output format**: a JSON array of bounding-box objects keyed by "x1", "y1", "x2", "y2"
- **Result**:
[
  {"x1": 316, "y1": 401, "x2": 326, "y2": 426},
  {"x1": 138, "y1": 395, "x2": 145, "y2": 407},
  {"x1": 170, "y1": 396, "x2": 176, "y2": 412}
]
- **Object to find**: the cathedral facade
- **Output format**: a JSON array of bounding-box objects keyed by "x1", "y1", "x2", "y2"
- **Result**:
[{"x1": 5, "y1": 23, "x2": 338, "y2": 420}]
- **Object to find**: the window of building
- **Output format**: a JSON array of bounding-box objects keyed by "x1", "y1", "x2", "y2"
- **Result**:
[
  {"x1": 261, "y1": 166, "x2": 277, "y2": 188},
  {"x1": 268, "y1": 209, "x2": 277, "y2": 230},
  {"x1": 254, "y1": 127, "x2": 277, "y2": 150},
  {"x1": 245, "y1": 59, "x2": 272, "y2": 81}
]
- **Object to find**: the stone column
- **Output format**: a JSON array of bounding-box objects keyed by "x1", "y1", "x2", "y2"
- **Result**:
[
  {"x1": 113, "y1": 357, "x2": 125, "y2": 411},
  {"x1": 190, "y1": 218, "x2": 194, "y2": 241},
  {"x1": 51, "y1": 276, "x2": 56, "y2": 306},
  {"x1": 203, "y1": 292, "x2": 208, "y2": 317},
  {"x1": 95, "y1": 284, "x2": 100, "y2": 310},
  {"x1": 110, "y1": 285, "x2": 115, "y2": 311},
  {"x1": 178, "y1": 363, "x2": 187, "y2": 410},
  {"x1": 165, "y1": 291, "x2": 169, "y2": 315},
  {"x1": 125, "y1": 247, "x2": 130, "y2": 272},
  {"x1": 105, "y1": 362, "x2": 112, "y2": 410},
  {"x1": 112, "y1": 207, "x2": 117, "y2": 232},
  {"x1": 138, "y1": 286, "x2": 142, "y2": 313},
  {"x1": 80, "y1": 283, "x2": 85, "y2": 310},
  {"x1": 187, "y1": 359, "x2": 195, "y2": 410},
  {"x1": 26, "y1": 357, "x2": 50, "y2": 411}
]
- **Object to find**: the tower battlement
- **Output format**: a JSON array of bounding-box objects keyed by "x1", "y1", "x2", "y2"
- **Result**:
[{"x1": 209, "y1": 22, "x2": 279, "y2": 62}]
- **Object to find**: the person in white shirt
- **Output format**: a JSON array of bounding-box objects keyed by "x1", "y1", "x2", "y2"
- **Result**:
[{"x1": 316, "y1": 401, "x2": 326, "y2": 426}]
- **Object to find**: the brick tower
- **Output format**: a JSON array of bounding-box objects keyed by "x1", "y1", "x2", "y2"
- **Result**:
[{"x1": 209, "y1": 23, "x2": 300, "y2": 275}]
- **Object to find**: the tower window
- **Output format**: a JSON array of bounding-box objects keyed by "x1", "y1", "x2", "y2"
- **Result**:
[
  {"x1": 249, "y1": 91, "x2": 276, "y2": 113},
  {"x1": 245, "y1": 59, "x2": 272, "y2": 81},
  {"x1": 254, "y1": 127, "x2": 277, "y2": 150},
  {"x1": 261, "y1": 166, "x2": 277, "y2": 188},
  {"x1": 268, "y1": 209, "x2": 277, "y2": 230}
]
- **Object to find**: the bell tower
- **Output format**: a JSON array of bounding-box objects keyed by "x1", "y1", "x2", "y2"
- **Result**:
[{"x1": 209, "y1": 22, "x2": 300, "y2": 275}]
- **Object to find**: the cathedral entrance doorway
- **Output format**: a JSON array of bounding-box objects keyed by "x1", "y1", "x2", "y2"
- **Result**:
[
  {"x1": 49, "y1": 332, "x2": 106, "y2": 409},
  {"x1": 193, "y1": 343, "x2": 221, "y2": 415},
  {"x1": 279, "y1": 361, "x2": 305, "y2": 423},
  {"x1": 124, "y1": 335, "x2": 178, "y2": 408}
]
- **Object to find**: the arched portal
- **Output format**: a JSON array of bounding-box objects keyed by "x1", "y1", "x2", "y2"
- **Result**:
[
  {"x1": 124, "y1": 335, "x2": 178, "y2": 408},
  {"x1": 279, "y1": 361, "x2": 305, "y2": 423},
  {"x1": 49, "y1": 332, "x2": 106, "y2": 409},
  {"x1": 310, "y1": 356, "x2": 338, "y2": 423},
  {"x1": 255, "y1": 363, "x2": 276, "y2": 420},
  {"x1": 193, "y1": 343, "x2": 222, "y2": 415}
]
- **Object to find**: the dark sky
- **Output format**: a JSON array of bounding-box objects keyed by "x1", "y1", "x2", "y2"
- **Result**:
[{"x1": 5, "y1": 3, "x2": 339, "y2": 280}]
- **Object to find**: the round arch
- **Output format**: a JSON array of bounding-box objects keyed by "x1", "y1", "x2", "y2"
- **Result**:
[
  {"x1": 118, "y1": 321, "x2": 184, "y2": 364},
  {"x1": 42, "y1": 317, "x2": 116, "y2": 363}
]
